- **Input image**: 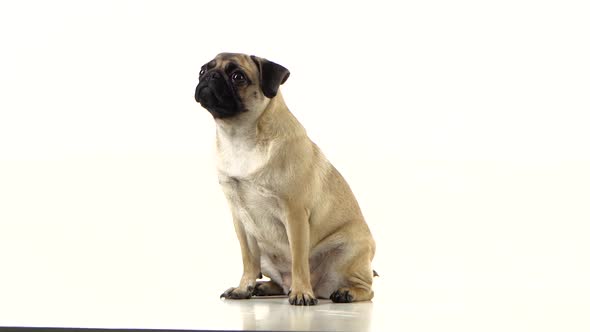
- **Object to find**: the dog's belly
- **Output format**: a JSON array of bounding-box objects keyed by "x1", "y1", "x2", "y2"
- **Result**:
[
  {"x1": 229, "y1": 179, "x2": 292, "y2": 270},
  {"x1": 237, "y1": 187, "x2": 297, "y2": 290},
  {"x1": 259, "y1": 244, "x2": 344, "y2": 297},
  {"x1": 236, "y1": 181, "x2": 288, "y2": 244},
  {"x1": 222, "y1": 176, "x2": 344, "y2": 297}
]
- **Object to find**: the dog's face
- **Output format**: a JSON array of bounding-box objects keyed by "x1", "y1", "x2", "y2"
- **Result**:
[{"x1": 195, "y1": 53, "x2": 290, "y2": 119}]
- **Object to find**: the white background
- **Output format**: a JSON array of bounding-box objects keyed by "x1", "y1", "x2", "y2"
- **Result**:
[{"x1": 1, "y1": 0, "x2": 589, "y2": 331}]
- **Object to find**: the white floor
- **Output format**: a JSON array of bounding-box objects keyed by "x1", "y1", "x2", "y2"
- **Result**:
[
  {"x1": 1, "y1": 276, "x2": 588, "y2": 331},
  {"x1": 197, "y1": 296, "x2": 376, "y2": 331}
]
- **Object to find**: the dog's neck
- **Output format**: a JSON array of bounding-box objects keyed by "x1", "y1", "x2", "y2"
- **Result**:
[{"x1": 214, "y1": 91, "x2": 306, "y2": 146}]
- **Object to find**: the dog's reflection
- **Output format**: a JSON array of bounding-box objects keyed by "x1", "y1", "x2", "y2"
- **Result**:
[{"x1": 223, "y1": 297, "x2": 374, "y2": 331}]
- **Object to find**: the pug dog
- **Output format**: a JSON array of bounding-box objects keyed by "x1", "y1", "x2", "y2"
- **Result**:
[{"x1": 194, "y1": 53, "x2": 376, "y2": 305}]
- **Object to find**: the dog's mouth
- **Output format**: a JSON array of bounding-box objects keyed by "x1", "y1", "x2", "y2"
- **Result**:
[
  {"x1": 196, "y1": 86, "x2": 220, "y2": 107},
  {"x1": 195, "y1": 83, "x2": 240, "y2": 118}
]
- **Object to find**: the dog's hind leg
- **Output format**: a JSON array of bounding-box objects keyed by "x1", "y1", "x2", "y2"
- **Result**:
[{"x1": 329, "y1": 243, "x2": 375, "y2": 303}]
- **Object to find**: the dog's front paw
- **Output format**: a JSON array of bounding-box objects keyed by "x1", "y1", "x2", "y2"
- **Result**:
[
  {"x1": 220, "y1": 286, "x2": 254, "y2": 300},
  {"x1": 288, "y1": 289, "x2": 318, "y2": 306}
]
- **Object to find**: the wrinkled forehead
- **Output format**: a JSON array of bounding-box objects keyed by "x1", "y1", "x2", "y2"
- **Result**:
[{"x1": 202, "y1": 53, "x2": 258, "y2": 77}]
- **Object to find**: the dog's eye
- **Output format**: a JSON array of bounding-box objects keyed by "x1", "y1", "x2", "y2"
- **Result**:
[
  {"x1": 231, "y1": 71, "x2": 246, "y2": 82},
  {"x1": 199, "y1": 68, "x2": 206, "y2": 76}
]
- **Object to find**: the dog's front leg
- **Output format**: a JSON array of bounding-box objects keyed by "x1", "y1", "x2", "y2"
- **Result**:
[
  {"x1": 220, "y1": 206, "x2": 261, "y2": 300},
  {"x1": 285, "y1": 206, "x2": 318, "y2": 305}
]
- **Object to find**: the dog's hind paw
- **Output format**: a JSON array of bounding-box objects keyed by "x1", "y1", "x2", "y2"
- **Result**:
[{"x1": 220, "y1": 286, "x2": 254, "y2": 300}]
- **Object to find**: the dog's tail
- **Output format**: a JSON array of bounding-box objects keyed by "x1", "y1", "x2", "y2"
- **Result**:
[{"x1": 373, "y1": 270, "x2": 379, "y2": 277}]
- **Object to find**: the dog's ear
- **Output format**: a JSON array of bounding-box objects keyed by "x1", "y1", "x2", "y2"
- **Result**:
[{"x1": 250, "y1": 55, "x2": 290, "y2": 98}]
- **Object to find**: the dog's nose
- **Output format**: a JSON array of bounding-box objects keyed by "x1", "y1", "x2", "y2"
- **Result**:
[{"x1": 206, "y1": 71, "x2": 222, "y2": 81}]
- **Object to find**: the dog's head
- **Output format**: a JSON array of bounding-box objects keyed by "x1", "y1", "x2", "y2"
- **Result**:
[{"x1": 195, "y1": 53, "x2": 290, "y2": 119}]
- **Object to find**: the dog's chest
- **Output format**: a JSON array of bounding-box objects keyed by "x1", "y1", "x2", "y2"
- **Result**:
[
  {"x1": 216, "y1": 133, "x2": 269, "y2": 179},
  {"x1": 216, "y1": 133, "x2": 289, "y2": 248}
]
